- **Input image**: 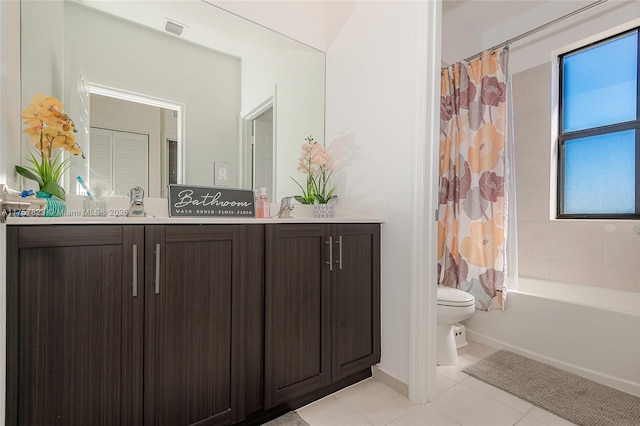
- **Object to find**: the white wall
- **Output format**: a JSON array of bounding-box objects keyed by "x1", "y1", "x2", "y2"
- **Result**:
[
  {"x1": 240, "y1": 45, "x2": 325, "y2": 201},
  {"x1": 326, "y1": 1, "x2": 437, "y2": 387},
  {"x1": 0, "y1": 0, "x2": 20, "y2": 190},
  {"x1": 211, "y1": 0, "x2": 329, "y2": 51},
  {"x1": 440, "y1": 12, "x2": 483, "y2": 66},
  {"x1": 211, "y1": 0, "x2": 358, "y2": 52}
]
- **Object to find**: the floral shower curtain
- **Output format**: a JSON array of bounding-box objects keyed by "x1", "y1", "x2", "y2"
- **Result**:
[{"x1": 437, "y1": 47, "x2": 516, "y2": 311}]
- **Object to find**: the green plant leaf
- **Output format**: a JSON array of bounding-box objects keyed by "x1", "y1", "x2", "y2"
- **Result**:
[
  {"x1": 290, "y1": 176, "x2": 316, "y2": 204},
  {"x1": 15, "y1": 165, "x2": 44, "y2": 187},
  {"x1": 50, "y1": 151, "x2": 70, "y2": 181},
  {"x1": 293, "y1": 195, "x2": 307, "y2": 204},
  {"x1": 40, "y1": 181, "x2": 66, "y2": 201},
  {"x1": 326, "y1": 187, "x2": 336, "y2": 200}
]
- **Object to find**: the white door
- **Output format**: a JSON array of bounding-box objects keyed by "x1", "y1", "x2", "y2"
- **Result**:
[
  {"x1": 89, "y1": 127, "x2": 149, "y2": 196},
  {"x1": 253, "y1": 107, "x2": 274, "y2": 198}
]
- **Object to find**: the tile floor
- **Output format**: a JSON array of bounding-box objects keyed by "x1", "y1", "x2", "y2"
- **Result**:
[{"x1": 296, "y1": 341, "x2": 576, "y2": 426}]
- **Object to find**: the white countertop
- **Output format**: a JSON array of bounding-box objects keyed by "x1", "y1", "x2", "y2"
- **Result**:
[
  {"x1": 4, "y1": 216, "x2": 385, "y2": 225},
  {"x1": 3, "y1": 197, "x2": 386, "y2": 225}
]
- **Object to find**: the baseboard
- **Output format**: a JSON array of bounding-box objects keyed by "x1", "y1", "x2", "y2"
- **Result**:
[
  {"x1": 466, "y1": 329, "x2": 640, "y2": 397},
  {"x1": 372, "y1": 365, "x2": 409, "y2": 398}
]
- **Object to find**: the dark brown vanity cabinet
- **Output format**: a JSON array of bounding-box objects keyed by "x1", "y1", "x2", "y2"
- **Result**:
[
  {"x1": 6, "y1": 224, "x2": 264, "y2": 426},
  {"x1": 143, "y1": 225, "x2": 264, "y2": 426},
  {"x1": 6, "y1": 222, "x2": 379, "y2": 424},
  {"x1": 6, "y1": 225, "x2": 144, "y2": 426},
  {"x1": 264, "y1": 223, "x2": 380, "y2": 409}
]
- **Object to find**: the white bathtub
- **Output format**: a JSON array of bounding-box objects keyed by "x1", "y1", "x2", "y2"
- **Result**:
[
  {"x1": 516, "y1": 277, "x2": 640, "y2": 316},
  {"x1": 463, "y1": 277, "x2": 640, "y2": 396}
]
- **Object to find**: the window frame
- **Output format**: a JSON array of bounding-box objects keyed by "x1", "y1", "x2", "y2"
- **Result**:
[{"x1": 557, "y1": 27, "x2": 640, "y2": 220}]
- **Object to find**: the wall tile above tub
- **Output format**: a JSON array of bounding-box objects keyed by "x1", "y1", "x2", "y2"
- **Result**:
[
  {"x1": 602, "y1": 265, "x2": 640, "y2": 293},
  {"x1": 513, "y1": 111, "x2": 552, "y2": 188},
  {"x1": 549, "y1": 221, "x2": 604, "y2": 263},
  {"x1": 602, "y1": 223, "x2": 640, "y2": 267},
  {"x1": 516, "y1": 181, "x2": 550, "y2": 222},
  {"x1": 549, "y1": 259, "x2": 602, "y2": 287},
  {"x1": 512, "y1": 63, "x2": 552, "y2": 116},
  {"x1": 517, "y1": 221, "x2": 551, "y2": 260}
]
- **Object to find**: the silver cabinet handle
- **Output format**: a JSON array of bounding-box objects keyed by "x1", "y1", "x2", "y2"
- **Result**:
[
  {"x1": 132, "y1": 244, "x2": 138, "y2": 297},
  {"x1": 325, "y1": 236, "x2": 333, "y2": 271},
  {"x1": 336, "y1": 236, "x2": 343, "y2": 270},
  {"x1": 155, "y1": 243, "x2": 161, "y2": 294}
]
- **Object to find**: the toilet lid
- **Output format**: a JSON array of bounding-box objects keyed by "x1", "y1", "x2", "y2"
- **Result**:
[{"x1": 437, "y1": 286, "x2": 475, "y2": 307}]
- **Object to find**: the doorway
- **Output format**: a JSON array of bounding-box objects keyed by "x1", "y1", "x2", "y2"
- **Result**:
[{"x1": 242, "y1": 97, "x2": 275, "y2": 199}]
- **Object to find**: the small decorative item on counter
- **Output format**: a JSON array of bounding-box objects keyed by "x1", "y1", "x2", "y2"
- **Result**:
[
  {"x1": 168, "y1": 185, "x2": 256, "y2": 218},
  {"x1": 36, "y1": 190, "x2": 67, "y2": 217},
  {"x1": 11, "y1": 189, "x2": 63, "y2": 218},
  {"x1": 127, "y1": 186, "x2": 146, "y2": 217},
  {"x1": 78, "y1": 176, "x2": 106, "y2": 217},
  {"x1": 16, "y1": 94, "x2": 85, "y2": 203},
  {"x1": 256, "y1": 187, "x2": 271, "y2": 218},
  {"x1": 13, "y1": 189, "x2": 48, "y2": 217},
  {"x1": 291, "y1": 135, "x2": 337, "y2": 218},
  {"x1": 314, "y1": 203, "x2": 334, "y2": 219}
]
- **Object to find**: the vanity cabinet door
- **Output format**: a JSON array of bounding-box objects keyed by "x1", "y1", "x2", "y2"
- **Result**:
[
  {"x1": 331, "y1": 224, "x2": 381, "y2": 382},
  {"x1": 144, "y1": 225, "x2": 261, "y2": 426},
  {"x1": 264, "y1": 223, "x2": 381, "y2": 409},
  {"x1": 264, "y1": 224, "x2": 332, "y2": 409},
  {"x1": 6, "y1": 225, "x2": 144, "y2": 426}
]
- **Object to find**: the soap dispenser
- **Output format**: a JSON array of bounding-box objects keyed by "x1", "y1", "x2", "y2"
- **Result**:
[
  {"x1": 127, "y1": 186, "x2": 146, "y2": 217},
  {"x1": 256, "y1": 187, "x2": 270, "y2": 218}
]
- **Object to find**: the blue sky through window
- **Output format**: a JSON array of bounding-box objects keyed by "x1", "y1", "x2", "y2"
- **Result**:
[
  {"x1": 564, "y1": 131, "x2": 636, "y2": 214},
  {"x1": 559, "y1": 28, "x2": 639, "y2": 217},
  {"x1": 563, "y1": 32, "x2": 637, "y2": 132}
]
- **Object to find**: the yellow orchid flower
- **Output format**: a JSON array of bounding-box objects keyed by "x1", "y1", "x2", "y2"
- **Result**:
[{"x1": 15, "y1": 94, "x2": 85, "y2": 200}]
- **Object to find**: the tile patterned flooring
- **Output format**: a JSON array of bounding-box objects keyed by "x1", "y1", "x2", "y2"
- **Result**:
[{"x1": 296, "y1": 341, "x2": 576, "y2": 426}]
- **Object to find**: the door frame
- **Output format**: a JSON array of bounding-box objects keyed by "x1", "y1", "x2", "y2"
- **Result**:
[
  {"x1": 240, "y1": 93, "x2": 276, "y2": 195},
  {"x1": 87, "y1": 84, "x2": 185, "y2": 189}
]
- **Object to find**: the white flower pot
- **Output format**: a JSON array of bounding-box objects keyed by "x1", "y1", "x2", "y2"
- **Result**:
[{"x1": 292, "y1": 204, "x2": 315, "y2": 218}]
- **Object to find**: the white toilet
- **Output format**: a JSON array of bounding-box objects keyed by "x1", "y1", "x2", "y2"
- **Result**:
[{"x1": 437, "y1": 286, "x2": 475, "y2": 366}]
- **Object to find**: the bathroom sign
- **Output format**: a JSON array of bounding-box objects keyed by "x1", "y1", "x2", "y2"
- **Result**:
[{"x1": 168, "y1": 185, "x2": 255, "y2": 217}]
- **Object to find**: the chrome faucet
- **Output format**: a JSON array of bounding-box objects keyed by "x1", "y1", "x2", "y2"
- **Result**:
[
  {"x1": 276, "y1": 196, "x2": 295, "y2": 218},
  {"x1": 127, "y1": 186, "x2": 146, "y2": 217}
]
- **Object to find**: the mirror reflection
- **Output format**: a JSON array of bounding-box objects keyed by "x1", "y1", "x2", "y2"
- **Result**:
[
  {"x1": 88, "y1": 92, "x2": 179, "y2": 198},
  {"x1": 21, "y1": 0, "x2": 325, "y2": 200}
]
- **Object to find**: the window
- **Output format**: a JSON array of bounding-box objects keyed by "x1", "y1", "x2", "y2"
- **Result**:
[{"x1": 557, "y1": 28, "x2": 640, "y2": 219}]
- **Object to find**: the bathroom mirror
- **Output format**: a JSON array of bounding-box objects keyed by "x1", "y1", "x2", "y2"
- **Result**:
[{"x1": 21, "y1": 0, "x2": 325, "y2": 200}]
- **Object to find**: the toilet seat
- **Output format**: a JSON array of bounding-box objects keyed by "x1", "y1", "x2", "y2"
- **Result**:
[{"x1": 437, "y1": 286, "x2": 475, "y2": 307}]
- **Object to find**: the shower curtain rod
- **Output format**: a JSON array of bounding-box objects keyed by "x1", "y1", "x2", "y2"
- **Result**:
[{"x1": 458, "y1": 0, "x2": 609, "y2": 64}]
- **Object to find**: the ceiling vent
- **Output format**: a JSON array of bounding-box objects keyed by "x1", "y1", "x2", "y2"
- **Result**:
[{"x1": 165, "y1": 20, "x2": 184, "y2": 36}]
